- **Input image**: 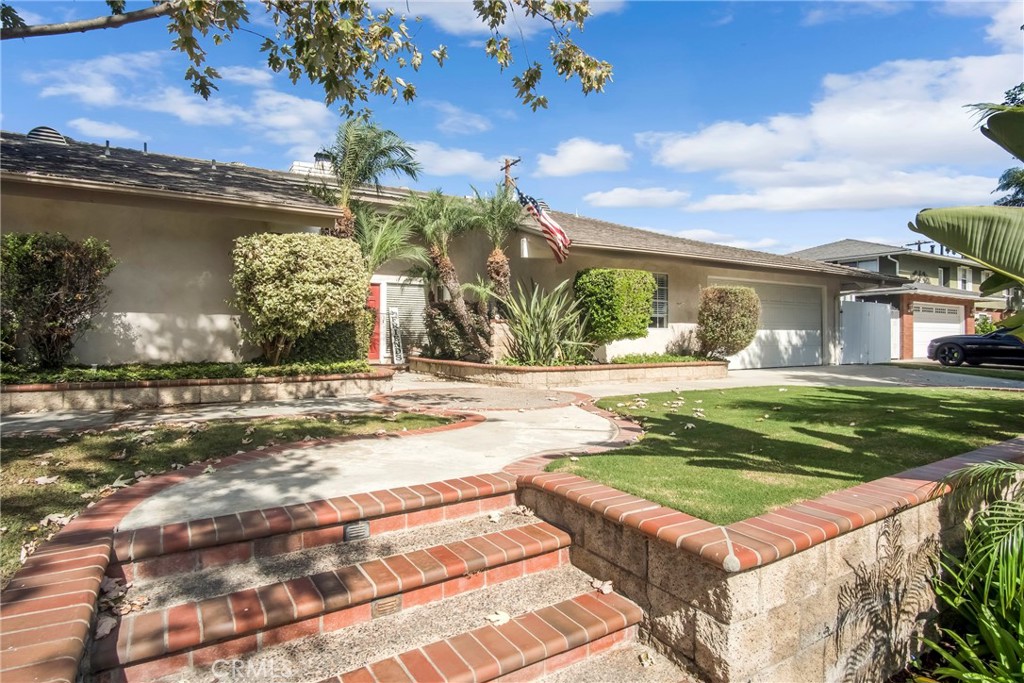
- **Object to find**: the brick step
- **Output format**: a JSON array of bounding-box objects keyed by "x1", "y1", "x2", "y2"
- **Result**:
[
  {"x1": 129, "y1": 510, "x2": 540, "y2": 613},
  {"x1": 327, "y1": 590, "x2": 644, "y2": 683},
  {"x1": 91, "y1": 521, "x2": 572, "y2": 677},
  {"x1": 145, "y1": 565, "x2": 610, "y2": 683},
  {"x1": 526, "y1": 640, "x2": 690, "y2": 683},
  {"x1": 111, "y1": 473, "x2": 518, "y2": 582}
]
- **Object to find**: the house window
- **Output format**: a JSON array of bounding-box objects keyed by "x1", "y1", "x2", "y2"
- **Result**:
[
  {"x1": 838, "y1": 259, "x2": 879, "y2": 272},
  {"x1": 650, "y1": 274, "x2": 668, "y2": 329},
  {"x1": 958, "y1": 266, "x2": 972, "y2": 291},
  {"x1": 938, "y1": 267, "x2": 950, "y2": 287}
]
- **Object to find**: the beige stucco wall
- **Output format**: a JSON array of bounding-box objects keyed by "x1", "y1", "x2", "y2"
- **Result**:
[
  {"x1": 500, "y1": 233, "x2": 844, "y2": 366},
  {"x1": 2, "y1": 192, "x2": 331, "y2": 364}
]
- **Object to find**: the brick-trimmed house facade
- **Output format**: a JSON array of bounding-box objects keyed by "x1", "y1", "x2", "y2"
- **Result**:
[{"x1": 791, "y1": 239, "x2": 1008, "y2": 360}]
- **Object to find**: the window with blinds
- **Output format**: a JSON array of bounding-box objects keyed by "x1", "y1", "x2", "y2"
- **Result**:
[
  {"x1": 650, "y1": 273, "x2": 668, "y2": 329},
  {"x1": 384, "y1": 281, "x2": 428, "y2": 358}
]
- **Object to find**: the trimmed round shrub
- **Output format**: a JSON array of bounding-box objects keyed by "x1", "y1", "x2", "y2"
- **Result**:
[
  {"x1": 573, "y1": 268, "x2": 656, "y2": 344},
  {"x1": 1, "y1": 232, "x2": 117, "y2": 367},
  {"x1": 696, "y1": 286, "x2": 760, "y2": 357},
  {"x1": 231, "y1": 233, "x2": 369, "y2": 365}
]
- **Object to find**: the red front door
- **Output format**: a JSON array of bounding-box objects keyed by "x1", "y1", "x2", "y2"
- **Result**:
[{"x1": 368, "y1": 284, "x2": 381, "y2": 361}]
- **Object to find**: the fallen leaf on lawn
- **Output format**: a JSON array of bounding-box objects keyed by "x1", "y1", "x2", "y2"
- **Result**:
[
  {"x1": 109, "y1": 449, "x2": 127, "y2": 461},
  {"x1": 34, "y1": 475, "x2": 59, "y2": 485},
  {"x1": 244, "y1": 426, "x2": 256, "y2": 435},
  {"x1": 763, "y1": 414, "x2": 770, "y2": 419},
  {"x1": 669, "y1": 432, "x2": 676, "y2": 436},
  {"x1": 849, "y1": 422, "x2": 856, "y2": 427},
  {"x1": 484, "y1": 611, "x2": 510, "y2": 626},
  {"x1": 302, "y1": 435, "x2": 313, "y2": 441},
  {"x1": 241, "y1": 438, "x2": 253, "y2": 445},
  {"x1": 110, "y1": 475, "x2": 133, "y2": 489},
  {"x1": 39, "y1": 512, "x2": 75, "y2": 527},
  {"x1": 81, "y1": 492, "x2": 95, "y2": 499},
  {"x1": 134, "y1": 470, "x2": 148, "y2": 479},
  {"x1": 569, "y1": 456, "x2": 580, "y2": 462},
  {"x1": 171, "y1": 463, "x2": 185, "y2": 470},
  {"x1": 56, "y1": 438, "x2": 69, "y2": 443},
  {"x1": 778, "y1": 388, "x2": 788, "y2": 392},
  {"x1": 95, "y1": 615, "x2": 118, "y2": 639},
  {"x1": 684, "y1": 423, "x2": 696, "y2": 430},
  {"x1": 255, "y1": 446, "x2": 267, "y2": 451},
  {"x1": 26, "y1": 525, "x2": 39, "y2": 533},
  {"x1": 375, "y1": 429, "x2": 387, "y2": 437},
  {"x1": 202, "y1": 465, "x2": 216, "y2": 474}
]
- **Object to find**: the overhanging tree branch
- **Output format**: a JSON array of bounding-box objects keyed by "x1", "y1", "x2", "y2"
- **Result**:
[{"x1": 1, "y1": 1, "x2": 177, "y2": 40}]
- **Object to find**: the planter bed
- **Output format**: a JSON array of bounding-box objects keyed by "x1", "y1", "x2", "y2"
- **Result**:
[
  {"x1": 0, "y1": 369, "x2": 395, "y2": 413},
  {"x1": 408, "y1": 355, "x2": 727, "y2": 387}
]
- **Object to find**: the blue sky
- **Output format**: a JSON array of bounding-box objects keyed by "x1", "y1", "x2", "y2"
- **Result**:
[{"x1": 2, "y1": 1, "x2": 1021, "y2": 254}]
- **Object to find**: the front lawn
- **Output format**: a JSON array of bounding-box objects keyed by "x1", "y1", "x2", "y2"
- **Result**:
[
  {"x1": 889, "y1": 362, "x2": 1024, "y2": 382},
  {"x1": 549, "y1": 387, "x2": 1024, "y2": 525},
  {"x1": 0, "y1": 412, "x2": 448, "y2": 586}
]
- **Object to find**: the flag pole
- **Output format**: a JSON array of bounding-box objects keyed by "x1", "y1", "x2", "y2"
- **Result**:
[{"x1": 503, "y1": 157, "x2": 521, "y2": 190}]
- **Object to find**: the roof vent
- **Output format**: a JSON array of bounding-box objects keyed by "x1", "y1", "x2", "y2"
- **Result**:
[{"x1": 26, "y1": 126, "x2": 68, "y2": 145}]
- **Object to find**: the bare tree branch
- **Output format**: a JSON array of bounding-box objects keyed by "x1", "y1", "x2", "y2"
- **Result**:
[{"x1": 1, "y1": 1, "x2": 177, "y2": 40}]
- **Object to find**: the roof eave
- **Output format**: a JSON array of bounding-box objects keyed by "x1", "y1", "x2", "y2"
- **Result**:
[{"x1": 1, "y1": 171, "x2": 343, "y2": 221}]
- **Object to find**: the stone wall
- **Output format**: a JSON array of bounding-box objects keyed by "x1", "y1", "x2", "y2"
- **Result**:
[{"x1": 513, "y1": 439, "x2": 1024, "y2": 682}]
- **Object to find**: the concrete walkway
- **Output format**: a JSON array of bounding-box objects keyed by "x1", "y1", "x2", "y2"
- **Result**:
[{"x1": 4, "y1": 365, "x2": 1021, "y2": 531}]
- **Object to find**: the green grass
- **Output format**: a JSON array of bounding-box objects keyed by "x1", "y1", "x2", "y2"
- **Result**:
[
  {"x1": 0, "y1": 360, "x2": 373, "y2": 386},
  {"x1": 0, "y1": 412, "x2": 447, "y2": 586},
  {"x1": 548, "y1": 386, "x2": 1024, "y2": 525},
  {"x1": 889, "y1": 362, "x2": 1024, "y2": 382},
  {"x1": 610, "y1": 353, "x2": 707, "y2": 364}
]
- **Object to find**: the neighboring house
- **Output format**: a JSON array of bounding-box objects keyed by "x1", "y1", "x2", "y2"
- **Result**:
[
  {"x1": 790, "y1": 239, "x2": 1009, "y2": 360},
  {"x1": 1, "y1": 129, "x2": 898, "y2": 370}
]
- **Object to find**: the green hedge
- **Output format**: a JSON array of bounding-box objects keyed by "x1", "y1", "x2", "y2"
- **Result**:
[
  {"x1": 610, "y1": 353, "x2": 704, "y2": 364},
  {"x1": 0, "y1": 360, "x2": 371, "y2": 386},
  {"x1": 291, "y1": 308, "x2": 376, "y2": 363},
  {"x1": 696, "y1": 286, "x2": 760, "y2": 357},
  {"x1": 573, "y1": 269, "x2": 656, "y2": 345}
]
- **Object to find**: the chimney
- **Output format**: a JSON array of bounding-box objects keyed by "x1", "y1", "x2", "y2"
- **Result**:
[
  {"x1": 143, "y1": 142, "x2": 148, "y2": 154},
  {"x1": 104, "y1": 140, "x2": 110, "y2": 157}
]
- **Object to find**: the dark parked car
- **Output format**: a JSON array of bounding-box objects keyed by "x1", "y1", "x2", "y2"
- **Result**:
[{"x1": 926, "y1": 327, "x2": 1024, "y2": 367}]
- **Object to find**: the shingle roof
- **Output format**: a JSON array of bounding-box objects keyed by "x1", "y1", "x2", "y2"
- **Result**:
[
  {"x1": 788, "y1": 239, "x2": 906, "y2": 261},
  {"x1": 856, "y1": 282, "x2": 1004, "y2": 302},
  {"x1": 0, "y1": 131, "x2": 338, "y2": 215},
  {"x1": 537, "y1": 212, "x2": 896, "y2": 281}
]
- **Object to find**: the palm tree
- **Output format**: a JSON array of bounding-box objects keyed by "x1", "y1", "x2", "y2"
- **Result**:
[
  {"x1": 472, "y1": 183, "x2": 523, "y2": 307},
  {"x1": 351, "y1": 204, "x2": 425, "y2": 273},
  {"x1": 399, "y1": 190, "x2": 488, "y2": 359},
  {"x1": 319, "y1": 118, "x2": 421, "y2": 239}
]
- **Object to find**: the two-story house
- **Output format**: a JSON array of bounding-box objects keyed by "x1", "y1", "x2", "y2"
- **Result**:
[{"x1": 790, "y1": 239, "x2": 1009, "y2": 360}]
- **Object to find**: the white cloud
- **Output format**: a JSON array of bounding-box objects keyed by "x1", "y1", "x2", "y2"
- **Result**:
[
  {"x1": 639, "y1": 51, "x2": 1020, "y2": 212},
  {"x1": 685, "y1": 170, "x2": 997, "y2": 212},
  {"x1": 139, "y1": 87, "x2": 245, "y2": 126},
  {"x1": 388, "y1": 0, "x2": 624, "y2": 37},
  {"x1": 422, "y1": 101, "x2": 491, "y2": 135},
  {"x1": 938, "y1": 1, "x2": 1023, "y2": 53},
  {"x1": 28, "y1": 52, "x2": 163, "y2": 107},
  {"x1": 801, "y1": 1, "x2": 909, "y2": 27},
  {"x1": 584, "y1": 187, "x2": 689, "y2": 208},
  {"x1": 535, "y1": 137, "x2": 630, "y2": 177},
  {"x1": 411, "y1": 141, "x2": 507, "y2": 180},
  {"x1": 10, "y1": 5, "x2": 46, "y2": 24},
  {"x1": 67, "y1": 118, "x2": 145, "y2": 141},
  {"x1": 218, "y1": 66, "x2": 274, "y2": 86}
]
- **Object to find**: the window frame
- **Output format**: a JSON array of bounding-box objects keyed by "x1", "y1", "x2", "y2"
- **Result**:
[{"x1": 650, "y1": 273, "x2": 668, "y2": 329}]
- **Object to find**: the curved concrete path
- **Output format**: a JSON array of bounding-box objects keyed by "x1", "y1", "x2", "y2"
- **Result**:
[{"x1": 117, "y1": 397, "x2": 616, "y2": 530}]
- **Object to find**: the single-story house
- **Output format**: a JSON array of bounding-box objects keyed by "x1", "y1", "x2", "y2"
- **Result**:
[
  {"x1": 1, "y1": 129, "x2": 899, "y2": 369},
  {"x1": 790, "y1": 239, "x2": 1009, "y2": 359}
]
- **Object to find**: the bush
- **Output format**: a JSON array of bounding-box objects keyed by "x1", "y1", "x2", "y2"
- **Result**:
[
  {"x1": 501, "y1": 280, "x2": 593, "y2": 366},
  {"x1": 291, "y1": 308, "x2": 377, "y2": 363},
  {"x1": 423, "y1": 302, "x2": 490, "y2": 360},
  {"x1": 231, "y1": 234, "x2": 369, "y2": 365},
  {"x1": 975, "y1": 314, "x2": 996, "y2": 335},
  {"x1": 1, "y1": 232, "x2": 117, "y2": 368},
  {"x1": 696, "y1": 286, "x2": 760, "y2": 357},
  {"x1": 573, "y1": 269, "x2": 656, "y2": 344}
]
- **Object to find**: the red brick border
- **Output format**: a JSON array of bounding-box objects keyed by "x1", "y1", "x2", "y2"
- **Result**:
[
  {"x1": 516, "y1": 437, "x2": 1024, "y2": 573},
  {"x1": 325, "y1": 591, "x2": 642, "y2": 683},
  {"x1": 1, "y1": 369, "x2": 394, "y2": 393},
  {"x1": 92, "y1": 523, "x2": 571, "y2": 673}
]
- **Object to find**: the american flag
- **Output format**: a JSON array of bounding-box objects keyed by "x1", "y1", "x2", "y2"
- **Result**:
[{"x1": 516, "y1": 188, "x2": 572, "y2": 263}]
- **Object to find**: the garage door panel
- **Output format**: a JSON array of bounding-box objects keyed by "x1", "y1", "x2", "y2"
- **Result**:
[
  {"x1": 912, "y1": 304, "x2": 962, "y2": 358},
  {"x1": 710, "y1": 279, "x2": 824, "y2": 369}
]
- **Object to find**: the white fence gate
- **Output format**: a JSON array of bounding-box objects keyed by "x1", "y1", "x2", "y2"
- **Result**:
[{"x1": 840, "y1": 300, "x2": 892, "y2": 364}]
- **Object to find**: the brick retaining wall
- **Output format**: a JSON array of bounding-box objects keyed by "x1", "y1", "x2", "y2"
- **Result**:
[{"x1": 408, "y1": 356, "x2": 727, "y2": 387}]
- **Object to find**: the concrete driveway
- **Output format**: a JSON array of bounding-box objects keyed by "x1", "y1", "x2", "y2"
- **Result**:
[{"x1": 572, "y1": 363, "x2": 1024, "y2": 398}]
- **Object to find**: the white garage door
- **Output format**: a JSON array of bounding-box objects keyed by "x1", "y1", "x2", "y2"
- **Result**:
[
  {"x1": 710, "y1": 280, "x2": 823, "y2": 369},
  {"x1": 912, "y1": 304, "x2": 963, "y2": 358}
]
